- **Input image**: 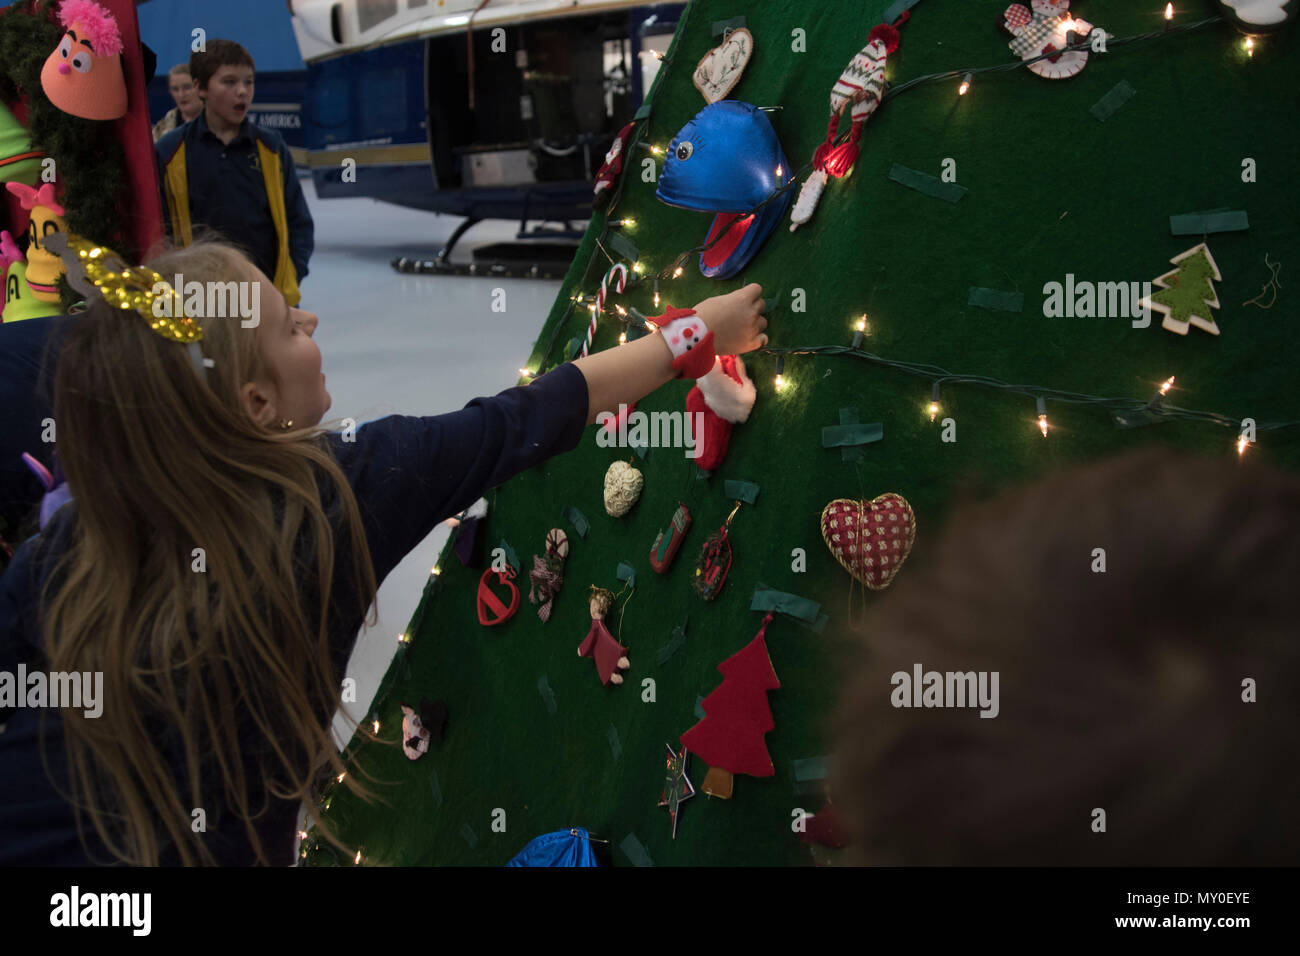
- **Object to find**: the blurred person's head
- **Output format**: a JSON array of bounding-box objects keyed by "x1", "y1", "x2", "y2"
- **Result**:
[
  {"x1": 166, "y1": 63, "x2": 199, "y2": 120},
  {"x1": 190, "y1": 39, "x2": 254, "y2": 128},
  {"x1": 831, "y1": 447, "x2": 1300, "y2": 865},
  {"x1": 42, "y1": 239, "x2": 373, "y2": 865}
]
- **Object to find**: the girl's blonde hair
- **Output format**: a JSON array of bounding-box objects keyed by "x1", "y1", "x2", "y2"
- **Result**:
[{"x1": 41, "y1": 241, "x2": 378, "y2": 865}]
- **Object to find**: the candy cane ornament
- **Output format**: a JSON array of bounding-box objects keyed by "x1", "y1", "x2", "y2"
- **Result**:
[{"x1": 581, "y1": 263, "x2": 629, "y2": 357}]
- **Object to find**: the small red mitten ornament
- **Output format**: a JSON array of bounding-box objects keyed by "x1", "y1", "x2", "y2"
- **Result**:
[
  {"x1": 820, "y1": 493, "x2": 916, "y2": 590},
  {"x1": 686, "y1": 354, "x2": 755, "y2": 472}
]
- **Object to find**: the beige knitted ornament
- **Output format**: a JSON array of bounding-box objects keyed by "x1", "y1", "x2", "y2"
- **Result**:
[{"x1": 603, "y1": 460, "x2": 644, "y2": 517}]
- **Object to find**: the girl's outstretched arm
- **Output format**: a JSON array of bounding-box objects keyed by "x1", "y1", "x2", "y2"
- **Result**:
[{"x1": 572, "y1": 283, "x2": 768, "y2": 425}]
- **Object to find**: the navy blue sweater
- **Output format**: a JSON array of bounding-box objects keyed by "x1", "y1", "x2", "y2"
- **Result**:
[
  {"x1": 156, "y1": 112, "x2": 314, "y2": 285},
  {"x1": 0, "y1": 363, "x2": 588, "y2": 865}
]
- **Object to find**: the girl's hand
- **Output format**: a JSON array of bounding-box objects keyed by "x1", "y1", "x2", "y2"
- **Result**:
[{"x1": 692, "y1": 283, "x2": 768, "y2": 356}]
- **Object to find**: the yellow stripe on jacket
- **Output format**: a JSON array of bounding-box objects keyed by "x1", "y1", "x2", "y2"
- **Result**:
[{"x1": 162, "y1": 140, "x2": 301, "y2": 307}]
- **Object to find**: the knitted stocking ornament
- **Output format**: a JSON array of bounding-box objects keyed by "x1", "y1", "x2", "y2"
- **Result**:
[
  {"x1": 686, "y1": 353, "x2": 756, "y2": 472},
  {"x1": 790, "y1": 20, "x2": 901, "y2": 232}
]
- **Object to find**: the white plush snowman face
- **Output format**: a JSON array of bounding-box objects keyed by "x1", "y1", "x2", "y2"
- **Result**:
[
  {"x1": 1031, "y1": 0, "x2": 1070, "y2": 15},
  {"x1": 1222, "y1": 0, "x2": 1293, "y2": 25}
]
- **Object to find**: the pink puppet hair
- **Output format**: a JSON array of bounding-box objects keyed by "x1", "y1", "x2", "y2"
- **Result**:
[
  {"x1": 5, "y1": 181, "x2": 66, "y2": 216},
  {"x1": 0, "y1": 230, "x2": 22, "y2": 267},
  {"x1": 58, "y1": 0, "x2": 124, "y2": 57}
]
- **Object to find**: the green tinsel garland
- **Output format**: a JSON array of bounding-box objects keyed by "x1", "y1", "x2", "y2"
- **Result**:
[{"x1": 0, "y1": 0, "x2": 132, "y2": 277}]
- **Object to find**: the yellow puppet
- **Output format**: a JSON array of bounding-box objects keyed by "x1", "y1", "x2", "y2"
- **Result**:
[{"x1": 5, "y1": 182, "x2": 69, "y2": 304}]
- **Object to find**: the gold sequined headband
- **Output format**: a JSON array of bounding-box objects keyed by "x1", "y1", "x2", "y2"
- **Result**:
[{"x1": 43, "y1": 233, "x2": 212, "y2": 378}]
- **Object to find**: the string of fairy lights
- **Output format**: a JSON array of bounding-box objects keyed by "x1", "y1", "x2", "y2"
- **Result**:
[{"x1": 517, "y1": 4, "x2": 1296, "y2": 458}]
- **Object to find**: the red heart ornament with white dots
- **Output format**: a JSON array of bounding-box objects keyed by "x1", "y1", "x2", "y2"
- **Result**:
[{"x1": 819, "y1": 494, "x2": 916, "y2": 590}]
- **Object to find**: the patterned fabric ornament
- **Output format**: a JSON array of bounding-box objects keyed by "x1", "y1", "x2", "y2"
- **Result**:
[
  {"x1": 820, "y1": 493, "x2": 916, "y2": 590},
  {"x1": 593, "y1": 122, "x2": 635, "y2": 207},
  {"x1": 658, "y1": 744, "x2": 696, "y2": 839},
  {"x1": 528, "y1": 528, "x2": 569, "y2": 622},
  {"x1": 1137, "y1": 243, "x2": 1223, "y2": 336},
  {"x1": 693, "y1": 28, "x2": 754, "y2": 103},
  {"x1": 40, "y1": 0, "x2": 129, "y2": 120},
  {"x1": 1001, "y1": 1, "x2": 1096, "y2": 80},
  {"x1": 603, "y1": 459, "x2": 644, "y2": 517},
  {"x1": 790, "y1": 21, "x2": 901, "y2": 232}
]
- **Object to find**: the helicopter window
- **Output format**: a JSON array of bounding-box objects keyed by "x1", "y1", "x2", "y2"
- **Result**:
[{"x1": 357, "y1": 0, "x2": 398, "y2": 34}]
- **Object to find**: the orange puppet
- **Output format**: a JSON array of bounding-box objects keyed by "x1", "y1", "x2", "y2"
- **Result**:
[{"x1": 40, "y1": 0, "x2": 128, "y2": 121}]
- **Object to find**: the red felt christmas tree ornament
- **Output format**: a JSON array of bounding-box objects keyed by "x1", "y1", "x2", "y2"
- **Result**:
[{"x1": 680, "y1": 612, "x2": 781, "y2": 794}]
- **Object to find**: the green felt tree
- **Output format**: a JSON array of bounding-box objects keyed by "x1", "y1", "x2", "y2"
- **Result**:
[{"x1": 1139, "y1": 242, "x2": 1223, "y2": 336}]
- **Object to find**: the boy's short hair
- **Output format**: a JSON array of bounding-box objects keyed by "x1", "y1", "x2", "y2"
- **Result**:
[
  {"x1": 169, "y1": 63, "x2": 190, "y2": 77},
  {"x1": 190, "y1": 40, "x2": 255, "y2": 90},
  {"x1": 830, "y1": 446, "x2": 1300, "y2": 866}
]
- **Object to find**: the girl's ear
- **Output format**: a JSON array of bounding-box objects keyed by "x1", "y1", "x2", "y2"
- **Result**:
[{"x1": 241, "y1": 379, "x2": 278, "y2": 427}]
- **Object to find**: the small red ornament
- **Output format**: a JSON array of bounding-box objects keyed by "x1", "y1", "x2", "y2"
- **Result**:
[{"x1": 476, "y1": 566, "x2": 520, "y2": 626}]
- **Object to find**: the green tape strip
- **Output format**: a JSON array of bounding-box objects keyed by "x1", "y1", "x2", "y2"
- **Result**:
[
  {"x1": 657, "y1": 619, "x2": 688, "y2": 666},
  {"x1": 498, "y1": 539, "x2": 519, "y2": 573},
  {"x1": 607, "y1": 725, "x2": 622, "y2": 760},
  {"x1": 1090, "y1": 80, "x2": 1135, "y2": 122},
  {"x1": 459, "y1": 824, "x2": 479, "y2": 849},
  {"x1": 821, "y1": 422, "x2": 883, "y2": 449},
  {"x1": 538, "y1": 675, "x2": 557, "y2": 716},
  {"x1": 750, "y1": 587, "x2": 822, "y2": 624},
  {"x1": 712, "y1": 15, "x2": 747, "y2": 37},
  {"x1": 791, "y1": 755, "x2": 830, "y2": 783},
  {"x1": 633, "y1": 103, "x2": 652, "y2": 121},
  {"x1": 617, "y1": 561, "x2": 637, "y2": 589},
  {"x1": 567, "y1": 336, "x2": 583, "y2": 360},
  {"x1": 630, "y1": 436, "x2": 650, "y2": 460},
  {"x1": 694, "y1": 695, "x2": 707, "y2": 720},
  {"x1": 723, "y1": 480, "x2": 760, "y2": 504},
  {"x1": 619, "y1": 833, "x2": 655, "y2": 867},
  {"x1": 888, "y1": 164, "x2": 967, "y2": 203},
  {"x1": 838, "y1": 408, "x2": 864, "y2": 463},
  {"x1": 563, "y1": 506, "x2": 590, "y2": 539},
  {"x1": 607, "y1": 231, "x2": 640, "y2": 265},
  {"x1": 968, "y1": 287, "x2": 1025, "y2": 312},
  {"x1": 428, "y1": 766, "x2": 443, "y2": 807},
  {"x1": 1169, "y1": 210, "x2": 1249, "y2": 235}
]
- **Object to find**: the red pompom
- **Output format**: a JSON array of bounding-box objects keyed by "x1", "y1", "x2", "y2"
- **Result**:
[{"x1": 868, "y1": 23, "x2": 900, "y2": 55}]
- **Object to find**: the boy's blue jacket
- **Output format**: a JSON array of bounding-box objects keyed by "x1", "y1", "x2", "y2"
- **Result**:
[{"x1": 156, "y1": 112, "x2": 313, "y2": 306}]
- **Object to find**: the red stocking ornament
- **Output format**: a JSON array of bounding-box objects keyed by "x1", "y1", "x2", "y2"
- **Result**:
[{"x1": 687, "y1": 354, "x2": 756, "y2": 472}]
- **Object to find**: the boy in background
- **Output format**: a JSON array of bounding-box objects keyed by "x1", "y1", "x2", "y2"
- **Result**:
[{"x1": 156, "y1": 39, "x2": 312, "y2": 305}]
